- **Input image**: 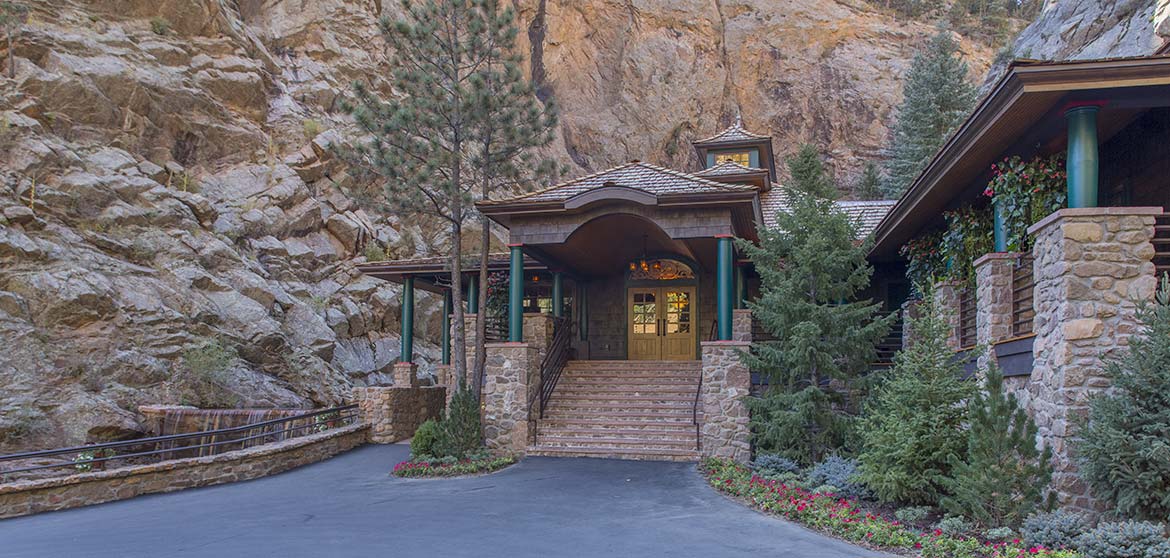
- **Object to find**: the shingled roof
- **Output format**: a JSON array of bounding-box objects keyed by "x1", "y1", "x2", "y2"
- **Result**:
[
  {"x1": 481, "y1": 161, "x2": 757, "y2": 205},
  {"x1": 694, "y1": 161, "x2": 766, "y2": 177},
  {"x1": 693, "y1": 114, "x2": 771, "y2": 145},
  {"x1": 759, "y1": 188, "x2": 895, "y2": 238}
]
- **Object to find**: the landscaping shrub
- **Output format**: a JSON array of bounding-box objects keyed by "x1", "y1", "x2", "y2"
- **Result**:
[
  {"x1": 432, "y1": 387, "x2": 482, "y2": 459},
  {"x1": 895, "y1": 506, "x2": 932, "y2": 525},
  {"x1": 393, "y1": 455, "x2": 515, "y2": 478},
  {"x1": 747, "y1": 387, "x2": 854, "y2": 466},
  {"x1": 750, "y1": 453, "x2": 800, "y2": 475},
  {"x1": 1076, "y1": 277, "x2": 1170, "y2": 521},
  {"x1": 942, "y1": 362, "x2": 1052, "y2": 529},
  {"x1": 936, "y1": 515, "x2": 973, "y2": 537},
  {"x1": 1022, "y1": 509, "x2": 1092, "y2": 550},
  {"x1": 411, "y1": 419, "x2": 441, "y2": 458},
  {"x1": 1075, "y1": 521, "x2": 1170, "y2": 558},
  {"x1": 858, "y1": 297, "x2": 973, "y2": 505},
  {"x1": 806, "y1": 455, "x2": 870, "y2": 500}
]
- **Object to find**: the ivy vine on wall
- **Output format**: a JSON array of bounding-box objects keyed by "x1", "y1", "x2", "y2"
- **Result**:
[{"x1": 983, "y1": 154, "x2": 1067, "y2": 251}]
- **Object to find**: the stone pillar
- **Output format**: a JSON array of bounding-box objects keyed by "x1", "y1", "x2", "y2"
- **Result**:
[
  {"x1": 900, "y1": 298, "x2": 923, "y2": 349},
  {"x1": 974, "y1": 252, "x2": 1020, "y2": 361},
  {"x1": 932, "y1": 280, "x2": 962, "y2": 350},
  {"x1": 523, "y1": 312, "x2": 555, "y2": 366},
  {"x1": 462, "y1": 313, "x2": 478, "y2": 377},
  {"x1": 354, "y1": 385, "x2": 447, "y2": 444},
  {"x1": 483, "y1": 342, "x2": 538, "y2": 454},
  {"x1": 699, "y1": 340, "x2": 751, "y2": 462},
  {"x1": 1027, "y1": 207, "x2": 1159, "y2": 511},
  {"x1": 392, "y1": 362, "x2": 419, "y2": 388},
  {"x1": 731, "y1": 308, "x2": 753, "y2": 343}
]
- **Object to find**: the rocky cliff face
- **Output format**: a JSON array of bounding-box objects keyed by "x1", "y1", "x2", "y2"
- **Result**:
[
  {"x1": 1007, "y1": 0, "x2": 1167, "y2": 61},
  {"x1": 0, "y1": 0, "x2": 1004, "y2": 450}
]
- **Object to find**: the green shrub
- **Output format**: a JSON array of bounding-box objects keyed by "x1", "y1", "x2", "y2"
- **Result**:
[
  {"x1": 942, "y1": 362, "x2": 1052, "y2": 529},
  {"x1": 181, "y1": 339, "x2": 239, "y2": 408},
  {"x1": 1076, "y1": 277, "x2": 1170, "y2": 521},
  {"x1": 1022, "y1": 509, "x2": 1092, "y2": 550},
  {"x1": 1075, "y1": 521, "x2": 1170, "y2": 558},
  {"x1": 411, "y1": 419, "x2": 441, "y2": 458},
  {"x1": 858, "y1": 297, "x2": 973, "y2": 505},
  {"x1": 149, "y1": 16, "x2": 170, "y2": 35},
  {"x1": 750, "y1": 453, "x2": 800, "y2": 475},
  {"x1": 936, "y1": 515, "x2": 973, "y2": 537},
  {"x1": 806, "y1": 455, "x2": 870, "y2": 500},
  {"x1": 984, "y1": 527, "x2": 1015, "y2": 541},
  {"x1": 894, "y1": 505, "x2": 932, "y2": 525},
  {"x1": 362, "y1": 241, "x2": 385, "y2": 262},
  {"x1": 302, "y1": 119, "x2": 322, "y2": 139},
  {"x1": 432, "y1": 387, "x2": 481, "y2": 459},
  {"x1": 747, "y1": 387, "x2": 853, "y2": 466}
]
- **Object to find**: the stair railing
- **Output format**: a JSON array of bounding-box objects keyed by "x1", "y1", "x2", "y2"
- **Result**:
[
  {"x1": 529, "y1": 317, "x2": 574, "y2": 424},
  {"x1": 692, "y1": 365, "x2": 703, "y2": 452}
]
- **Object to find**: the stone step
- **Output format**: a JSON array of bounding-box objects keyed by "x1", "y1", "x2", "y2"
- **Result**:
[
  {"x1": 538, "y1": 418, "x2": 696, "y2": 429},
  {"x1": 546, "y1": 401, "x2": 694, "y2": 413},
  {"x1": 555, "y1": 385, "x2": 696, "y2": 395},
  {"x1": 566, "y1": 360, "x2": 702, "y2": 367},
  {"x1": 526, "y1": 445, "x2": 700, "y2": 462},
  {"x1": 559, "y1": 376, "x2": 700, "y2": 385},
  {"x1": 535, "y1": 435, "x2": 696, "y2": 450},
  {"x1": 542, "y1": 409, "x2": 695, "y2": 421},
  {"x1": 551, "y1": 393, "x2": 695, "y2": 404},
  {"x1": 538, "y1": 426, "x2": 696, "y2": 440}
]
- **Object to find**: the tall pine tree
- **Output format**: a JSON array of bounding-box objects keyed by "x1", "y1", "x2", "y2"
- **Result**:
[
  {"x1": 741, "y1": 144, "x2": 895, "y2": 464},
  {"x1": 467, "y1": 0, "x2": 560, "y2": 395},
  {"x1": 852, "y1": 161, "x2": 884, "y2": 201},
  {"x1": 881, "y1": 29, "x2": 977, "y2": 198}
]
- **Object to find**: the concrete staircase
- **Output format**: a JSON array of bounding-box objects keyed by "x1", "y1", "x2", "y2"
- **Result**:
[{"x1": 527, "y1": 360, "x2": 701, "y2": 462}]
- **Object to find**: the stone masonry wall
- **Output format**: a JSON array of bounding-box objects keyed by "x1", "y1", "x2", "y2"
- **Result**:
[
  {"x1": 353, "y1": 386, "x2": 446, "y2": 444},
  {"x1": 482, "y1": 342, "x2": 537, "y2": 454},
  {"x1": 700, "y1": 340, "x2": 751, "y2": 462},
  {"x1": 1026, "y1": 207, "x2": 1159, "y2": 511},
  {"x1": 974, "y1": 252, "x2": 1019, "y2": 371},
  {"x1": 732, "y1": 309, "x2": 752, "y2": 342},
  {"x1": 0, "y1": 423, "x2": 368, "y2": 519},
  {"x1": 933, "y1": 281, "x2": 962, "y2": 349}
]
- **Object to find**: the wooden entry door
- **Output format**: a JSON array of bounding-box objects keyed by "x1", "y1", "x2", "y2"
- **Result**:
[{"x1": 627, "y1": 286, "x2": 696, "y2": 360}]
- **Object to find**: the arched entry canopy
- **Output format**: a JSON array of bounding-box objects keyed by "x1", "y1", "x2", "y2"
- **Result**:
[{"x1": 474, "y1": 161, "x2": 761, "y2": 350}]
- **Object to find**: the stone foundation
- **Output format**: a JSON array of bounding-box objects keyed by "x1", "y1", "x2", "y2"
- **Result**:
[
  {"x1": 482, "y1": 342, "x2": 538, "y2": 454},
  {"x1": 699, "y1": 340, "x2": 751, "y2": 462},
  {"x1": 353, "y1": 386, "x2": 446, "y2": 444},
  {"x1": 1022, "y1": 207, "x2": 1159, "y2": 511},
  {"x1": 0, "y1": 423, "x2": 368, "y2": 519}
]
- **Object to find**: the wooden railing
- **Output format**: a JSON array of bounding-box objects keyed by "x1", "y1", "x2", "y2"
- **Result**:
[
  {"x1": 1011, "y1": 255, "x2": 1036, "y2": 337},
  {"x1": 483, "y1": 314, "x2": 508, "y2": 342},
  {"x1": 1154, "y1": 213, "x2": 1170, "y2": 277},
  {"x1": 957, "y1": 286, "x2": 977, "y2": 349}
]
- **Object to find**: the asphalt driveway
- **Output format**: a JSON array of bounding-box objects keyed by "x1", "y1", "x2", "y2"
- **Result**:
[{"x1": 0, "y1": 444, "x2": 882, "y2": 557}]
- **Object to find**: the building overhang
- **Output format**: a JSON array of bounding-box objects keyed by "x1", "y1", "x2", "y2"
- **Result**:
[
  {"x1": 357, "y1": 255, "x2": 548, "y2": 291},
  {"x1": 868, "y1": 55, "x2": 1170, "y2": 261}
]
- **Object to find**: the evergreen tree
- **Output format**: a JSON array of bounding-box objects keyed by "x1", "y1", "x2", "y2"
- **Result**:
[
  {"x1": 858, "y1": 296, "x2": 973, "y2": 505},
  {"x1": 343, "y1": 0, "x2": 556, "y2": 392},
  {"x1": 881, "y1": 30, "x2": 977, "y2": 198},
  {"x1": 741, "y1": 144, "x2": 895, "y2": 464},
  {"x1": 852, "y1": 161, "x2": 884, "y2": 200},
  {"x1": 942, "y1": 361, "x2": 1052, "y2": 529},
  {"x1": 1076, "y1": 277, "x2": 1170, "y2": 521},
  {"x1": 468, "y1": 0, "x2": 560, "y2": 395}
]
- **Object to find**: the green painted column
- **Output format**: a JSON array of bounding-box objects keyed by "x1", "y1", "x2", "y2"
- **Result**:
[
  {"x1": 440, "y1": 289, "x2": 451, "y2": 365},
  {"x1": 716, "y1": 236, "x2": 733, "y2": 341},
  {"x1": 552, "y1": 272, "x2": 564, "y2": 318},
  {"x1": 734, "y1": 265, "x2": 746, "y2": 310},
  {"x1": 401, "y1": 276, "x2": 415, "y2": 363},
  {"x1": 993, "y1": 201, "x2": 1008, "y2": 252},
  {"x1": 508, "y1": 245, "x2": 524, "y2": 342},
  {"x1": 1066, "y1": 105, "x2": 1101, "y2": 209},
  {"x1": 466, "y1": 274, "x2": 478, "y2": 314}
]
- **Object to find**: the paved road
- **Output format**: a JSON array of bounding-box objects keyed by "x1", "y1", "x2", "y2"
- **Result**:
[{"x1": 0, "y1": 444, "x2": 883, "y2": 557}]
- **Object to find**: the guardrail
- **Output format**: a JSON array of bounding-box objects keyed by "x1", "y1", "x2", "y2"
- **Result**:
[
  {"x1": 0, "y1": 405, "x2": 359, "y2": 476},
  {"x1": 530, "y1": 317, "x2": 573, "y2": 421},
  {"x1": 1011, "y1": 255, "x2": 1036, "y2": 337}
]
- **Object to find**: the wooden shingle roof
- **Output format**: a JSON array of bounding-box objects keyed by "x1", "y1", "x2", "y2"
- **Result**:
[
  {"x1": 481, "y1": 161, "x2": 757, "y2": 206},
  {"x1": 692, "y1": 114, "x2": 771, "y2": 146}
]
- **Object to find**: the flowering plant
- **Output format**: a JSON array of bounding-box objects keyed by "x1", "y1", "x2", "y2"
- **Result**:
[
  {"x1": 983, "y1": 155, "x2": 1066, "y2": 252},
  {"x1": 940, "y1": 205, "x2": 994, "y2": 285},
  {"x1": 701, "y1": 458, "x2": 1080, "y2": 558},
  {"x1": 392, "y1": 454, "x2": 515, "y2": 478},
  {"x1": 901, "y1": 230, "x2": 946, "y2": 294}
]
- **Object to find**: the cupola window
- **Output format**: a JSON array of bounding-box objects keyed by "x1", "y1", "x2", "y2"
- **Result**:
[{"x1": 714, "y1": 151, "x2": 751, "y2": 166}]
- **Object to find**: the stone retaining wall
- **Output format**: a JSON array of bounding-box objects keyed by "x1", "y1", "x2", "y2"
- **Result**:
[
  {"x1": 353, "y1": 386, "x2": 446, "y2": 444},
  {"x1": 699, "y1": 340, "x2": 751, "y2": 462},
  {"x1": 482, "y1": 342, "x2": 537, "y2": 454},
  {"x1": 0, "y1": 423, "x2": 368, "y2": 519}
]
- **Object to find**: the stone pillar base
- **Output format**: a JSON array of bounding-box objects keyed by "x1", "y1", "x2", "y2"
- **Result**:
[
  {"x1": 392, "y1": 362, "x2": 419, "y2": 388},
  {"x1": 483, "y1": 342, "x2": 538, "y2": 455},
  {"x1": 353, "y1": 386, "x2": 446, "y2": 444},
  {"x1": 732, "y1": 309, "x2": 753, "y2": 343},
  {"x1": 699, "y1": 340, "x2": 751, "y2": 463}
]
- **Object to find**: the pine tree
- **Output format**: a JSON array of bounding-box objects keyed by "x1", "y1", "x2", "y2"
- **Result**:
[
  {"x1": 468, "y1": 0, "x2": 560, "y2": 395},
  {"x1": 942, "y1": 361, "x2": 1052, "y2": 528},
  {"x1": 852, "y1": 161, "x2": 884, "y2": 200},
  {"x1": 740, "y1": 144, "x2": 895, "y2": 464},
  {"x1": 1076, "y1": 277, "x2": 1170, "y2": 521},
  {"x1": 858, "y1": 295, "x2": 973, "y2": 505},
  {"x1": 343, "y1": 0, "x2": 555, "y2": 391},
  {"x1": 881, "y1": 30, "x2": 977, "y2": 198}
]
